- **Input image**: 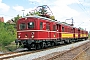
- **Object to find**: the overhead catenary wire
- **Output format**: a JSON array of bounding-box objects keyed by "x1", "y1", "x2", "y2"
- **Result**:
[
  {"x1": 77, "y1": 0, "x2": 90, "y2": 17},
  {"x1": 74, "y1": 0, "x2": 90, "y2": 28},
  {"x1": 75, "y1": 2, "x2": 90, "y2": 30}
]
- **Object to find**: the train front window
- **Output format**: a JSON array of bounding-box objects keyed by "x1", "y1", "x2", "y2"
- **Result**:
[
  {"x1": 20, "y1": 23, "x2": 26, "y2": 30},
  {"x1": 28, "y1": 22, "x2": 34, "y2": 29}
]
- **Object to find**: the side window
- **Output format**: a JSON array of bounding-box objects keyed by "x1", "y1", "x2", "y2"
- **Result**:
[
  {"x1": 20, "y1": 23, "x2": 26, "y2": 30},
  {"x1": 28, "y1": 22, "x2": 34, "y2": 29},
  {"x1": 62, "y1": 27, "x2": 64, "y2": 32},
  {"x1": 69, "y1": 28, "x2": 70, "y2": 32},
  {"x1": 53, "y1": 25, "x2": 56, "y2": 31},
  {"x1": 40, "y1": 22, "x2": 43, "y2": 30},
  {"x1": 72, "y1": 28, "x2": 74, "y2": 33},
  {"x1": 46, "y1": 22, "x2": 50, "y2": 30},
  {"x1": 71, "y1": 29, "x2": 72, "y2": 32},
  {"x1": 67, "y1": 28, "x2": 68, "y2": 32},
  {"x1": 78, "y1": 30, "x2": 80, "y2": 33}
]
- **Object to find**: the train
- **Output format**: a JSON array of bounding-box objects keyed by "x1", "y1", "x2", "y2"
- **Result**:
[{"x1": 15, "y1": 5, "x2": 88, "y2": 50}]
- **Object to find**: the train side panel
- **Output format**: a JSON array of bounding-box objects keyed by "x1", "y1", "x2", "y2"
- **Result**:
[{"x1": 60, "y1": 24, "x2": 74, "y2": 39}]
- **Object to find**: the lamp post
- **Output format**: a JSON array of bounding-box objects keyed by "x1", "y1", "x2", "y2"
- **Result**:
[{"x1": 22, "y1": 10, "x2": 25, "y2": 17}]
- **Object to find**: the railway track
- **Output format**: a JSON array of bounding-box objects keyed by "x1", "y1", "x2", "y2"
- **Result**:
[
  {"x1": 0, "y1": 43, "x2": 65, "y2": 60},
  {"x1": 0, "y1": 50, "x2": 42, "y2": 60},
  {"x1": 53, "y1": 42, "x2": 90, "y2": 60},
  {"x1": 33, "y1": 40, "x2": 90, "y2": 60},
  {"x1": 0, "y1": 40, "x2": 89, "y2": 60}
]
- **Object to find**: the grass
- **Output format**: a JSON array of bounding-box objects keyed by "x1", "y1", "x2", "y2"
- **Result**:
[
  {"x1": 0, "y1": 41, "x2": 17, "y2": 52},
  {"x1": 88, "y1": 34, "x2": 90, "y2": 40},
  {"x1": 5, "y1": 41, "x2": 17, "y2": 52},
  {"x1": 0, "y1": 46, "x2": 8, "y2": 53}
]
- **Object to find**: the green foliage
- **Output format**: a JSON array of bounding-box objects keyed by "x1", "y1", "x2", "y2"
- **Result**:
[
  {"x1": 88, "y1": 31, "x2": 90, "y2": 38},
  {"x1": 0, "y1": 22, "x2": 16, "y2": 46},
  {"x1": 26, "y1": 13, "x2": 30, "y2": 16},
  {"x1": 14, "y1": 14, "x2": 22, "y2": 23},
  {"x1": 89, "y1": 33, "x2": 90, "y2": 38},
  {"x1": 29, "y1": 11, "x2": 40, "y2": 16}
]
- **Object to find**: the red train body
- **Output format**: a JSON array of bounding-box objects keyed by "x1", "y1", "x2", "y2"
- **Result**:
[
  {"x1": 15, "y1": 5, "x2": 88, "y2": 50},
  {"x1": 15, "y1": 15, "x2": 88, "y2": 50}
]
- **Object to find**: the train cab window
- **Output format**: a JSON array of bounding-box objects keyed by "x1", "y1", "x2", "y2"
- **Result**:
[
  {"x1": 20, "y1": 23, "x2": 26, "y2": 30},
  {"x1": 28, "y1": 22, "x2": 34, "y2": 29},
  {"x1": 40, "y1": 22, "x2": 43, "y2": 30},
  {"x1": 62, "y1": 27, "x2": 64, "y2": 32},
  {"x1": 53, "y1": 25, "x2": 56, "y2": 31}
]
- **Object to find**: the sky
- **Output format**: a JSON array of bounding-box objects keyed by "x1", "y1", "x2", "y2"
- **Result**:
[{"x1": 0, "y1": 0, "x2": 90, "y2": 31}]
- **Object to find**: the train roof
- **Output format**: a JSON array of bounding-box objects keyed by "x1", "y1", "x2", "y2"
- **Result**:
[
  {"x1": 22, "y1": 15, "x2": 56, "y2": 22},
  {"x1": 22, "y1": 15, "x2": 68, "y2": 24},
  {"x1": 22, "y1": 16, "x2": 74, "y2": 26},
  {"x1": 21, "y1": 15, "x2": 86, "y2": 31}
]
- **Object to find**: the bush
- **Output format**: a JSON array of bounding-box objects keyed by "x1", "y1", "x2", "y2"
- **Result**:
[{"x1": 0, "y1": 22, "x2": 16, "y2": 46}]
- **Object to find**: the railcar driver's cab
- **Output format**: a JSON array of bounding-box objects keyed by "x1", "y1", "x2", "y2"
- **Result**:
[
  {"x1": 18, "y1": 21, "x2": 35, "y2": 30},
  {"x1": 27, "y1": 22, "x2": 35, "y2": 29},
  {"x1": 17, "y1": 18, "x2": 36, "y2": 39},
  {"x1": 19, "y1": 23, "x2": 26, "y2": 30}
]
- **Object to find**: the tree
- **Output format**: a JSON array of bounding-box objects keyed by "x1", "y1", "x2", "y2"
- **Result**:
[
  {"x1": 29, "y1": 11, "x2": 40, "y2": 16},
  {"x1": 14, "y1": 14, "x2": 22, "y2": 23},
  {"x1": 26, "y1": 13, "x2": 30, "y2": 16},
  {"x1": 0, "y1": 22, "x2": 16, "y2": 46}
]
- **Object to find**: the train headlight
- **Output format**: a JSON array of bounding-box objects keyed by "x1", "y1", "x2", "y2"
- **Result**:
[
  {"x1": 25, "y1": 34, "x2": 28, "y2": 38},
  {"x1": 18, "y1": 33, "x2": 21, "y2": 38},
  {"x1": 31, "y1": 32, "x2": 34, "y2": 38},
  {"x1": 31, "y1": 35, "x2": 34, "y2": 38},
  {"x1": 18, "y1": 36, "x2": 20, "y2": 38},
  {"x1": 31, "y1": 32, "x2": 34, "y2": 35}
]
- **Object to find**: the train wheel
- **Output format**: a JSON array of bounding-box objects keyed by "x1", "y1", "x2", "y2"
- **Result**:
[
  {"x1": 69, "y1": 40, "x2": 72, "y2": 43},
  {"x1": 36, "y1": 43, "x2": 41, "y2": 50},
  {"x1": 41, "y1": 42, "x2": 44, "y2": 49},
  {"x1": 27, "y1": 45, "x2": 31, "y2": 50},
  {"x1": 31, "y1": 43, "x2": 36, "y2": 50},
  {"x1": 41, "y1": 42, "x2": 47, "y2": 48},
  {"x1": 64, "y1": 40, "x2": 70, "y2": 44},
  {"x1": 47, "y1": 42, "x2": 51, "y2": 47},
  {"x1": 44, "y1": 42, "x2": 48, "y2": 48},
  {"x1": 51, "y1": 42, "x2": 55, "y2": 46}
]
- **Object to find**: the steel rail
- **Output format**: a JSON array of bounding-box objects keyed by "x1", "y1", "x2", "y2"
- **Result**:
[
  {"x1": 44, "y1": 41, "x2": 90, "y2": 60},
  {"x1": 0, "y1": 40, "x2": 89, "y2": 60},
  {"x1": 72, "y1": 45, "x2": 90, "y2": 60},
  {"x1": 0, "y1": 43, "x2": 68, "y2": 60},
  {"x1": 0, "y1": 50, "x2": 40, "y2": 60}
]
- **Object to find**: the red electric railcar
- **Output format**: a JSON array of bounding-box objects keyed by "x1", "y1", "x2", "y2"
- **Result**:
[
  {"x1": 15, "y1": 5, "x2": 88, "y2": 50},
  {"x1": 16, "y1": 16, "x2": 60, "y2": 49},
  {"x1": 15, "y1": 15, "x2": 88, "y2": 50}
]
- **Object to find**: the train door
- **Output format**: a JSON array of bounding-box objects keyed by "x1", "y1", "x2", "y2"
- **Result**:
[
  {"x1": 78, "y1": 29, "x2": 80, "y2": 39},
  {"x1": 46, "y1": 22, "x2": 50, "y2": 39},
  {"x1": 73, "y1": 28, "x2": 75, "y2": 39},
  {"x1": 59, "y1": 25, "x2": 62, "y2": 39},
  {"x1": 57, "y1": 24, "x2": 60, "y2": 39}
]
